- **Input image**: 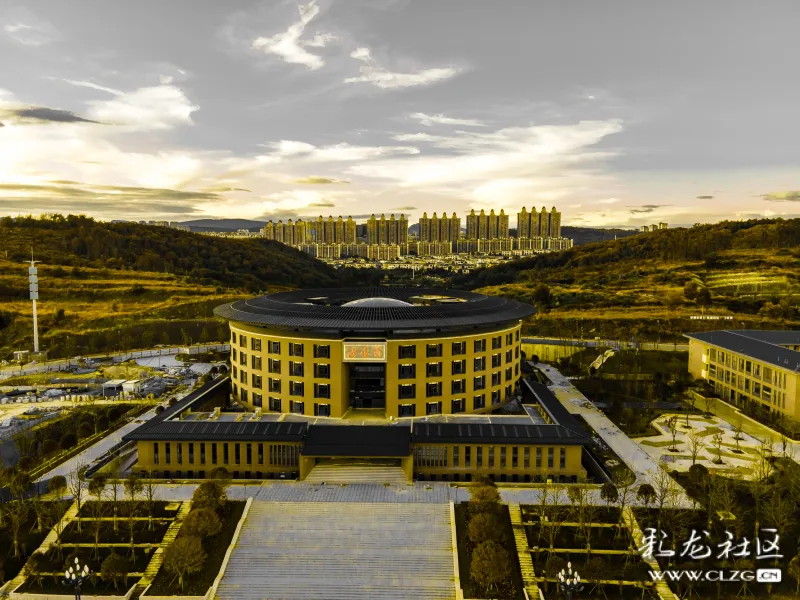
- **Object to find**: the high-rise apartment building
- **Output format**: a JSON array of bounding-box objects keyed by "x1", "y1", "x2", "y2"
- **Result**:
[
  {"x1": 465, "y1": 209, "x2": 509, "y2": 240},
  {"x1": 516, "y1": 206, "x2": 561, "y2": 238},
  {"x1": 418, "y1": 212, "x2": 460, "y2": 243},
  {"x1": 367, "y1": 214, "x2": 408, "y2": 245}
]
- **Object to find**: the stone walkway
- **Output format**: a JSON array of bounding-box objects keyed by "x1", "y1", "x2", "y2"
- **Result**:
[{"x1": 253, "y1": 481, "x2": 451, "y2": 503}]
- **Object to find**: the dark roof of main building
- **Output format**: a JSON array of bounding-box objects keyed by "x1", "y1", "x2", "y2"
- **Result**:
[
  {"x1": 302, "y1": 424, "x2": 411, "y2": 457},
  {"x1": 685, "y1": 330, "x2": 800, "y2": 372},
  {"x1": 213, "y1": 286, "x2": 535, "y2": 333}
]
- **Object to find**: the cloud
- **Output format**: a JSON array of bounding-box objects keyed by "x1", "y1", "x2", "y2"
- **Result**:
[
  {"x1": 391, "y1": 206, "x2": 417, "y2": 210},
  {"x1": 628, "y1": 204, "x2": 668, "y2": 214},
  {"x1": 308, "y1": 200, "x2": 336, "y2": 207},
  {"x1": 596, "y1": 198, "x2": 620, "y2": 205},
  {"x1": 201, "y1": 186, "x2": 252, "y2": 192},
  {"x1": 294, "y1": 176, "x2": 350, "y2": 184},
  {"x1": 760, "y1": 191, "x2": 800, "y2": 202},
  {"x1": 86, "y1": 85, "x2": 198, "y2": 130},
  {"x1": 3, "y1": 13, "x2": 59, "y2": 46},
  {"x1": 345, "y1": 47, "x2": 461, "y2": 89},
  {"x1": 0, "y1": 182, "x2": 221, "y2": 201},
  {"x1": 51, "y1": 78, "x2": 124, "y2": 96},
  {"x1": 263, "y1": 140, "x2": 419, "y2": 162},
  {"x1": 251, "y1": 1, "x2": 335, "y2": 71},
  {"x1": 410, "y1": 112, "x2": 485, "y2": 127},
  {"x1": 696, "y1": 195, "x2": 714, "y2": 199},
  {"x1": 0, "y1": 106, "x2": 99, "y2": 125}
]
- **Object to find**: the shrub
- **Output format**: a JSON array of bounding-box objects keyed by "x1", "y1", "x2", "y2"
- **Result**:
[
  {"x1": 191, "y1": 481, "x2": 227, "y2": 512},
  {"x1": 182, "y1": 508, "x2": 222, "y2": 539},
  {"x1": 164, "y1": 536, "x2": 205, "y2": 592},
  {"x1": 470, "y1": 541, "x2": 512, "y2": 592},
  {"x1": 100, "y1": 552, "x2": 129, "y2": 590},
  {"x1": 467, "y1": 512, "x2": 506, "y2": 546},
  {"x1": 59, "y1": 433, "x2": 77, "y2": 451},
  {"x1": 41, "y1": 438, "x2": 59, "y2": 455},
  {"x1": 77, "y1": 422, "x2": 94, "y2": 439}
]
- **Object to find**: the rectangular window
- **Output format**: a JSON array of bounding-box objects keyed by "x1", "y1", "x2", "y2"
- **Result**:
[
  {"x1": 398, "y1": 384, "x2": 416, "y2": 399},
  {"x1": 505, "y1": 349, "x2": 513, "y2": 363},
  {"x1": 268, "y1": 358, "x2": 281, "y2": 374},
  {"x1": 426, "y1": 382, "x2": 442, "y2": 397},
  {"x1": 177, "y1": 443, "x2": 183, "y2": 465},
  {"x1": 515, "y1": 346, "x2": 519, "y2": 359},
  {"x1": 399, "y1": 345, "x2": 416, "y2": 359},
  {"x1": 451, "y1": 359, "x2": 466, "y2": 375},
  {"x1": 426, "y1": 401, "x2": 442, "y2": 415},
  {"x1": 453, "y1": 446, "x2": 460, "y2": 468},
  {"x1": 473, "y1": 356, "x2": 486, "y2": 372},
  {"x1": 269, "y1": 397, "x2": 281, "y2": 412},
  {"x1": 289, "y1": 343, "x2": 304, "y2": 357},
  {"x1": 476, "y1": 447, "x2": 483, "y2": 467},
  {"x1": 200, "y1": 443, "x2": 206, "y2": 465},
  {"x1": 512, "y1": 446, "x2": 518, "y2": 468},
  {"x1": 451, "y1": 398, "x2": 466, "y2": 413},
  {"x1": 426, "y1": 363, "x2": 443, "y2": 377},
  {"x1": 473, "y1": 394, "x2": 485, "y2": 410},
  {"x1": 232, "y1": 332, "x2": 237, "y2": 344},
  {"x1": 492, "y1": 354, "x2": 502, "y2": 368},
  {"x1": 500, "y1": 447, "x2": 506, "y2": 468},
  {"x1": 240, "y1": 352, "x2": 247, "y2": 366},
  {"x1": 240, "y1": 335, "x2": 247, "y2": 348},
  {"x1": 524, "y1": 447, "x2": 530, "y2": 469},
  {"x1": 398, "y1": 404, "x2": 416, "y2": 417},
  {"x1": 252, "y1": 374, "x2": 263, "y2": 389},
  {"x1": 560, "y1": 447, "x2": 566, "y2": 469},
  {"x1": 492, "y1": 389, "x2": 501, "y2": 405},
  {"x1": 235, "y1": 443, "x2": 240, "y2": 465},
  {"x1": 492, "y1": 336, "x2": 502, "y2": 350},
  {"x1": 314, "y1": 363, "x2": 330, "y2": 378},
  {"x1": 211, "y1": 444, "x2": 217, "y2": 465},
  {"x1": 451, "y1": 341, "x2": 466, "y2": 355},
  {"x1": 506, "y1": 333, "x2": 513, "y2": 345},
  {"x1": 268, "y1": 340, "x2": 281, "y2": 354},
  {"x1": 290, "y1": 400, "x2": 305, "y2": 414},
  {"x1": 398, "y1": 364, "x2": 416, "y2": 379},
  {"x1": 290, "y1": 361, "x2": 304, "y2": 377},
  {"x1": 223, "y1": 444, "x2": 229, "y2": 465},
  {"x1": 426, "y1": 343, "x2": 442, "y2": 358},
  {"x1": 474, "y1": 375, "x2": 486, "y2": 390},
  {"x1": 153, "y1": 443, "x2": 159, "y2": 465},
  {"x1": 290, "y1": 381, "x2": 304, "y2": 396},
  {"x1": 252, "y1": 392, "x2": 263, "y2": 407},
  {"x1": 232, "y1": 348, "x2": 237, "y2": 361},
  {"x1": 258, "y1": 443, "x2": 264, "y2": 464},
  {"x1": 252, "y1": 355, "x2": 262, "y2": 370},
  {"x1": 515, "y1": 330, "x2": 519, "y2": 341},
  {"x1": 505, "y1": 367, "x2": 513, "y2": 382},
  {"x1": 314, "y1": 383, "x2": 330, "y2": 399},
  {"x1": 252, "y1": 338, "x2": 262, "y2": 351},
  {"x1": 547, "y1": 447, "x2": 554, "y2": 468},
  {"x1": 268, "y1": 378, "x2": 281, "y2": 393},
  {"x1": 314, "y1": 403, "x2": 331, "y2": 417},
  {"x1": 165, "y1": 443, "x2": 171, "y2": 464},
  {"x1": 473, "y1": 339, "x2": 486, "y2": 353},
  {"x1": 246, "y1": 444, "x2": 252, "y2": 465},
  {"x1": 240, "y1": 370, "x2": 248, "y2": 384},
  {"x1": 488, "y1": 446, "x2": 495, "y2": 468},
  {"x1": 451, "y1": 379, "x2": 466, "y2": 394},
  {"x1": 465, "y1": 446, "x2": 471, "y2": 468},
  {"x1": 313, "y1": 344, "x2": 330, "y2": 359},
  {"x1": 536, "y1": 447, "x2": 541, "y2": 469},
  {"x1": 188, "y1": 443, "x2": 194, "y2": 464},
  {"x1": 491, "y1": 372, "x2": 502, "y2": 386}
]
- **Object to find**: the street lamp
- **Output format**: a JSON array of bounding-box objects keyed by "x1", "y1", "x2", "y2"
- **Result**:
[
  {"x1": 557, "y1": 561, "x2": 583, "y2": 600},
  {"x1": 63, "y1": 557, "x2": 91, "y2": 600}
]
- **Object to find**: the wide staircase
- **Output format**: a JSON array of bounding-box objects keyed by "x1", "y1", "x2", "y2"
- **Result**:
[
  {"x1": 216, "y1": 501, "x2": 456, "y2": 600},
  {"x1": 304, "y1": 460, "x2": 409, "y2": 485}
]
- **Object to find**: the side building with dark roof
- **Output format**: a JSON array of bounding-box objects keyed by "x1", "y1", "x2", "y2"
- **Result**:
[{"x1": 685, "y1": 330, "x2": 800, "y2": 423}]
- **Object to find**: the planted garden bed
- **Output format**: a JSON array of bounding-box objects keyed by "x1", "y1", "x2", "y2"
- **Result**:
[
  {"x1": 36, "y1": 546, "x2": 153, "y2": 574},
  {"x1": 78, "y1": 500, "x2": 177, "y2": 519},
  {"x1": 61, "y1": 519, "x2": 171, "y2": 545}
]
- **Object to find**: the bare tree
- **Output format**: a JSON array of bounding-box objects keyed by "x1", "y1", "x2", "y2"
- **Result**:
[
  {"x1": 107, "y1": 456, "x2": 123, "y2": 532},
  {"x1": 67, "y1": 463, "x2": 87, "y2": 533},
  {"x1": 614, "y1": 477, "x2": 636, "y2": 540},
  {"x1": 733, "y1": 416, "x2": 744, "y2": 453},
  {"x1": 142, "y1": 471, "x2": 158, "y2": 531},
  {"x1": 711, "y1": 432, "x2": 724, "y2": 464},
  {"x1": 688, "y1": 431, "x2": 703, "y2": 466},
  {"x1": 652, "y1": 466, "x2": 677, "y2": 533},
  {"x1": 666, "y1": 416, "x2": 680, "y2": 452},
  {"x1": 703, "y1": 394, "x2": 716, "y2": 416},
  {"x1": 684, "y1": 392, "x2": 696, "y2": 428},
  {"x1": 7, "y1": 499, "x2": 30, "y2": 557},
  {"x1": 87, "y1": 475, "x2": 108, "y2": 559},
  {"x1": 124, "y1": 474, "x2": 143, "y2": 558}
]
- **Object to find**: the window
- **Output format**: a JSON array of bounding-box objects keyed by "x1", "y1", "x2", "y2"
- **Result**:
[
  {"x1": 399, "y1": 345, "x2": 416, "y2": 359},
  {"x1": 290, "y1": 400, "x2": 304, "y2": 414},
  {"x1": 547, "y1": 447, "x2": 554, "y2": 468},
  {"x1": 524, "y1": 447, "x2": 530, "y2": 469},
  {"x1": 251, "y1": 356, "x2": 262, "y2": 370},
  {"x1": 492, "y1": 354, "x2": 502, "y2": 368},
  {"x1": 491, "y1": 372, "x2": 502, "y2": 386},
  {"x1": 223, "y1": 444, "x2": 229, "y2": 465},
  {"x1": 426, "y1": 401, "x2": 442, "y2": 415},
  {"x1": 476, "y1": 447, "x2": 483, "y2": 467},
  {"x1": 488, "y1": 446, "x2": 495, "y2": 468},
  {"x1": 313, "y1": 344, "x2": 330, "y2": 359},
  {"x1": 314, "y1": 363, "x2": 330, "y2": 379},
  {"x1": 492, "y1": 389, "x2": 501, "y2": 404},
  {"x1": 240, "y1": 335, "x2": 247, "y2": 348},
  {"x1": 240, "y1": 370, "x2": 248, "y2": 384},
  {"x1": 474, "y1": 375, "x2": 486, "y2": 390},
  {"x1": 177, "y1": 444, "x2": 183, "y2": 464},
  {"x1": 189, "y1": 443, "x2": 194, "y2": 464},
  {"x1": 240, "y1": 389, "x2": 248, "y2": 403},
  {"x1": 235, "y1": 444, "x2": 241, "y2": 465},
  {"x1": 505, "y1": 349, "x2": 513, "y2": 363},
  {"x1": 165, "y1": 443, "x2": 171, "y2": 464},
  {"x1": 251, "y1": 338, "x2": 262, "y2": 351},
  {"x1": 153, "y1": 443, "x2": 159, "y2": 465},
  {"x1": 465, "y1": 446, "x2": 471, "y2": 468},
  {"x1": 506, "y1": 333, "x2": 513, "y2": 345},
  {"x1": 560, "y1": 447, "x2": 566, "y2": 469},
  {"x1": 268, "y1": 340, "x2": 281, "y2": 354},
  {"x1": 268, "y1": 397, "x2": 281, "y2": 412},
  {"x1": 231, "y1": 332, "x2": 237, "y2": 344},
  {"x1": 252, "y1": 374, "x2": 263, "y2": 389},
  {"x1": 399, "y1": 404, "x2": 416, "y2": 417},
  {"x1": 473, "y1": 356, "x2": 486, "y2": 372},
  {"x1": 500, "y1": 447, "x2": 506, "y2": 468},
  {"x1": 232, "y1": 367, "x2": 237, "y2": 379},
  {"x1": 453, "y1": 446, "x2": 460, "y2": 468},
  {"x1": 451, "y1": 398, "x2": 466, "y2": 413},
  {"x1": 515, "y1": 346, "x2": 519, "y2": 359},
  {"x1": 232, "y1": 348, "x2": 237, "y2": 361},
  {"x1": 247, "y1": 444, "x2": 252, "y2": 465},
  {"x1": 492, "y1": 336, "x2": 502, "y2": 350},
  {"x1": 258, "y1": 443, "x2": 264, "y2": 465},
  {"x1": 314, "y1": 383, "x2": 330, "y2": 399},
  {"x1": 451, "y1": 379, "x2": 466, "y2": 394},
  {"x1": 314, "y1": 403, "x2": 330, "y2": 417},
  {"x1": 473, "y1": 339, "x2": 486, "y2": 353},
  {"x1": 200, "y1": 443, "x2": 206, "y2": 465},
  {"x1": 505, "y1": 367, "x2": 513, "y2": 382},
  {"x1": 289, "y1": 361, "x2": 304, "y2": 377},
  {"x1": 451, "y1": 341, "x2": 466, "y2": 355},
  {"x1": 252, "y1": 393, "x2": 263, "y2": 407},
  {"x1": 268, "y1": 358, "x2": 281, "y2": 374},
  {"x1": 536, "y1": 447, "x2": 541, "y2": 469},
  {"x1": 451, "y1": 359, "x2": 466, "y2": 375},
  {"x1": 515, "y1": 330, "x2": 519, "y2": 341},
  {"x1": 745, "y1": 360, "x2": 752, "y2": 374},
  {"x1": 473, "y1": 394, "x2": 485, "y2": 410},
  {"x1": 426, "y1": 362, "x2": 443, "y2": 377},
  {"x1": 268, "y1": 378, "x2": 281, "y2": 393},
  {"x1": 426, "y1": 343, "x2": 442, "y2": 358},
  {"x1": 211, "y1": 444, "x2": 217, "y2": 465},
  {"x1": 426, "y1": 382, "x2": 442, "y2": 397},
  {"x1": 240, "y1": 352, "x2": 247, "y2": 366},
  {"x1": 289, "y1": 381, "x2": 304, "y2": 396},
  {"x1": 398, "y1": 384, "x2": 416, "y2": 399},
  {"x1": 398, "y1": 364, "x2": 416, "y2": 379},
  {"x1": 289, "y1": 343, "x2": 304, "y2": 357},
  {"x1": 512, "y1": 446, "x2": 518, "y2": 468}
]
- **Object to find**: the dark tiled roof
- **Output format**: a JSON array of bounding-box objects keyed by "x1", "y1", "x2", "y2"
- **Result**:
[
  {"x1": 150, "y1": 376, "x2": 230, "y2": 425},
  {"x1": 685, "y1": 330, "x2": 800, "y2": 372},
  {"x1": 124, "y1": 420, "x2": 306, "y2": 441},
  {"x1": 523, "y1": 380, "x2": 589, "y2": 439},
  {"x1": 411, "y1": 421, "x2": 589, "y2": 445},
  {"x1": 213, "y1": 286, "x2": 535, "y2": 333},
  {"x1": 301, "y1": 424, "x2": 411, "y2": 456},
  {"x1": 736, "y1": 330, "x2": 800, "y2": 346}
]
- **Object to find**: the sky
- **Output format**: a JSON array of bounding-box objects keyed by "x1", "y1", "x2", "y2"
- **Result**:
[{"x1": 1, "y1": 0, "x2": 800, "y2": 229}]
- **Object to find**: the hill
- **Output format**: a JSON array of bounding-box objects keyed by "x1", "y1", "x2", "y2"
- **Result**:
[
  {"x1": 561, "y1": 226, "x2": 640, "y2": 245},
  {"x1": 178, "y1": 218, "x2": 268, "y2": 232},
  {"x1": 449, "y1": 218, "x2": 800, "y2": 341}
]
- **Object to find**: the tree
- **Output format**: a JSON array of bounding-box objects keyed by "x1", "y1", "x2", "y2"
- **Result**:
[
  {"x1": 533, "y1": 284, "x2": 553, "y2": 310},
  {"x1": 182, "y1": 508, "x2": 222, "y2": 539},
  {"x1": 683, "y1": 280, "x2": 698, "y2": 300},
  {"x1": 68, "y1": 465, "x2": 87, "y2": 533},
  {"x1": 470, "y1": 541, "x2": 512, "y2": 593},
  {"x1": 733, "y1": 416, "x2": 744, "y2": 453},
  {"x1": 87, "y1": 475, "x2": 108, "y2": 558},
  {"x1": 688, "y1": 431, "x2": 703, "y2": 466},
  {"x1": 600, "y1": 482, "x2": 618, "y2": 508},
  {"x1": 60, "y1": 433, "x2": 77, "y2": 451},
  {"x1": 467, "y1": 512, "x2": 505, "y2": 546},
  {"x1": 695, "y1": 287, "x2": 712, "y2": 307},
  {"x1": 666, "y1": 416, "x2": 680, "y2": 452},
  {"x1": 164, "y1": 536, "x2": 206, "y2": 592},
  {"x1": 142, "y1": 472, "x2": 158, "y2": 530},
  {"x1": 107, "y1": 457, "x2": 123, "y2": 532},
  {"x1": 41, "y1": 438, "x2": 59, "y2": 456},
  {"x1": 101, "y1": 552, "x2": 130, "y2": 591},
  {"x1": 191, "y1": 481, "x2": 227, "y2": 512},
  {"x1": 24, "y1": 552, "x2": 44, "y2": 587},
  {"x1": 209, "y1": 466, "x2": 232, "y2": 490},
  {"x1": 636, "y1": 484, "x2": 656, "y2": 507},
  {"x1": 711, "y1": 432, "x2": 724, "y2": 464},
  {"x1": 469, "y1": 483, "x2": 502, "y2": 516},
  {"x1": 789, "y1": 555, "x2": 800, "y2": 595},
  {"x1": 124, "y1": 474, "x2": 143, "y2": 557},
  {"x1": 7, "y1": 500, "x2": 30, "y2": 557}
]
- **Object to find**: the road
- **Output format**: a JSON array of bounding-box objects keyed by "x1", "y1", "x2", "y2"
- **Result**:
[{"x1": 523, "y1": 337, "x2": 688, "y2": 352}]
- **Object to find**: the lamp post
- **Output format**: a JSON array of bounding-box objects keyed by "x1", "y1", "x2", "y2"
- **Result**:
[
  {"x1": 62, "y1": 557, "x2": 91, "y2": 600},
  {"x1": 556, "y1": 561, "x2": 583, "y2": 600}
]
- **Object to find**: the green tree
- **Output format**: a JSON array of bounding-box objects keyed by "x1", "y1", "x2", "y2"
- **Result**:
[
  {"x1": 164, "y1": 536, "x2": 206, "y2": 592},
  {"x1": 467, "y1": 512, "x2": 506, "y2": 546},
  {"x1": 696, "y1": 287, "x2": 712, "y2": 307},
  {"x1": 636, "y1": 484, "x2": 656, "y2": 507},
  {"x1": 470, "y1": 541, "x2": 512, "y2": 593},
  {"x1": 182, "y1": 508, "x2": 222, "y2": 539},
  {"x1": 191, "y1": 481, "x2": 227, "y2": 512},
  {"x1": 101, "y1": 552, "x2": 130, "y2": 591},
  {"x1": 600, "y1": 482, "x2": 618, "y2": 508}
]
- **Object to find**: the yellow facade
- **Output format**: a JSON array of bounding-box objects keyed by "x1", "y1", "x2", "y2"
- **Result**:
[
  {"x1": 688, "y1": 338, "x2": 800, "y2": 422},
  {"x1": 228, "y1": 322, "x2": 523, "y2": 419}
]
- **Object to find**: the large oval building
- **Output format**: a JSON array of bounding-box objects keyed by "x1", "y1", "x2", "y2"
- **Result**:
[{"x1": 213, "y1": 287, "x2": 536, "y2": 419}]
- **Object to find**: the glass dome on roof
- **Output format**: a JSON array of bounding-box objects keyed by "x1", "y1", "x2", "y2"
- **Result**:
[{"x1": 342, "y1": 297, "x2": 413, "y2": 308}]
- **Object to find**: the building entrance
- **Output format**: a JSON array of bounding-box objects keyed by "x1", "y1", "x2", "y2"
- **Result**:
[{"x1": 348, "y1": 363, "x2": 386, "y2": 409}]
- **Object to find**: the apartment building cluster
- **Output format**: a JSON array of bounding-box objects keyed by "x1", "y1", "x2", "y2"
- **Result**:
[
  {"x1": 641, "y1": 223, "x2": 669, "y2": 232},
  {"x1": 137, "y1": 221, "x2": 191, "y2": 231}
]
